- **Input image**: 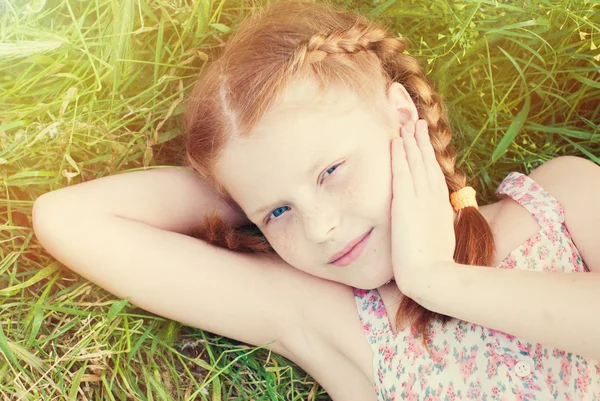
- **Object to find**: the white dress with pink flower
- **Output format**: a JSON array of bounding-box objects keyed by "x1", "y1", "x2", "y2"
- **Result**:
[{"x1": 354, "y1": 172, "x2": 600, "y2": 401}]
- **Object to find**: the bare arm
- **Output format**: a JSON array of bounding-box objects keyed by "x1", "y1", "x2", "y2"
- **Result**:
[
  {"x1": 31, "y1": 167, "x2": 307, "y2": 357},
  {"x1": 36, "y1": 166, "x2": 250, "y2": 234},
  {"x1": 409, "y1": 157, "x2": 600, "y2": 360}
]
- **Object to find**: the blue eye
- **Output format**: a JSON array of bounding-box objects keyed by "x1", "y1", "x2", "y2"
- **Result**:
[
  {"x1": 269, "y1": 206, "x2": 290, "y2": 220},
  {"x1": 265, "y1": 162, "x2": 342, "y2": 223},
  {"x1": 320, "y1": 164, "x2": 339, "y2": 182}
]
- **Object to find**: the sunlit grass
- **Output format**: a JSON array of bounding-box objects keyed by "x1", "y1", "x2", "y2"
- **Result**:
[{"x1": 1, "y1": 0, "x2": 598, "y2": 399}]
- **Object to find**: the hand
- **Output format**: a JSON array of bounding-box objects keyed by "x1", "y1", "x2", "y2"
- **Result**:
[{"x1": 390, "y1": 119, "x2": 456, "y2": 297}]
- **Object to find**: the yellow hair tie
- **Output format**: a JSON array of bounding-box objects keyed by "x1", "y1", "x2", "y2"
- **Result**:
[{"x1": 450, "y1": 186, "x2": 478, "y2": 211}]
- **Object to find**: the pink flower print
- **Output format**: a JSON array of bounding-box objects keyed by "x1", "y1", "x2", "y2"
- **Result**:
[
  {"x1": 455, "y1": 325, "x2": 466, "y2": 342},
  {"x1": 576, "y1": 375, "x2": 590, "y2": 392},
  {"x1": 516, "y1": 341, "x2": 532, "y2": 355},
  {"x1": 486, "y1": 362, "x2": 499, "y2": 377},
  {"x1": 486, "y1": 351, "x2": 502, "y2": 377},
  {"x1": 466, "y1": 380, "x2": 482, "y2": 400},
  {"x1": 529, "y1": 183, "x2": 540, "y2": 192},
  {"x1": 538, "y1": 245, "x2": 549, "y2": 260},
  {"x1": 519, "y1": 193, "x2": 535, "y2": 204},
  {"x1": 514, "y1": 175, "x2": 526, "y2": 188},
  {"x1": 403, "y1": 392, "x2": 418, "y2": 401},
  {"x1": 556, "y1": 245, "x2": 566, "y2": 259},
  {"x1": 382, "y1": 343, "x2": 396, "y2": 365},
  {"x1": 535, "y1": 211, "x2": 550, "y2": 226},
  {"x1": 375, "y1": 304, "x2": 386, "y2": 319},
  {"x1": 378, "y1": 367, "x2": 385, "y2": 383},
  {"x1": 524, "y1": 234, "x2": 541, "y2": 248},
  {"x1": 458, "y1": 347, "x2": 479, "y2": 382},
  {"x1": 523, "y1": 376, "x2": 541, "y2": 391},
  {"x1": 544, "y1": 228, "x2": 558, "y2": 245},
  {"x1": 461, "y1": 361, "x2": 476, "y2": 383},
  {"x1": 567, "y1": 247, "x2": 585, "y2": 271},
  {"x1": 417, "y1": 368, "x2": 430, "y2": 390},
  {"x1": 424, "y1": 395, "x2": 441, "y2": 401},
  {"x1": 545, "y1": 371, "x2": 555, "y2": 394},
  {"x1": 560, "y1": 355, "x2": 572, "y2": 385},
  {"x1": 446, "y1": 383, "x2": 457, "y2": 401},
  {"x1": 501, "y1": 254, "x2": 517, "y2": 270},
  {"x1": 556, "y1": 203, "x2": 565, "y2": 219},
  {"x1": 405, "y1": 335, "x2": 425, "y2": 361},
  {"x1": 430, "y1": 343, "x2": 450, "y2": 365},
  {"x1": 533, "y1": 344, "x2": 544, "y2": 366},
  {"x1": 576, "y1": 366, "x2": 590, "y2": 392},
  {"x1": 354, "y1": 288, "x2": 369, "y2": 297},
  {"x1": 381, "y1": 386, "x2": 397, "y2": 401},
  {"x1": 514, "y1": 387, "x2": 526, "y2": 401},
  {"x1": 363, "y1": 322, "x2": 372, "y2": 333},
  {"x1": 401, "y1": 373, "x2": 418, "y2": 401},
  {"x1": 395, "y1": 364, "x2": 411, "y2": 383}
]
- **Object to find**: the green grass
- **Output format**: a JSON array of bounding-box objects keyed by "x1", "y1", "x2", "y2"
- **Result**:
[{"x1": 1, "y1": 0, "x2": 599, "y2": 399}]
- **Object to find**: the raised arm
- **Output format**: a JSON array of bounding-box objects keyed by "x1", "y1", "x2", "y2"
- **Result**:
[
  {"x1": 34, "y1": 166, "x2": 250, "y2": 233},
  {"x1": 31, "y1": 167, "x2": 305, "y2": 358}
]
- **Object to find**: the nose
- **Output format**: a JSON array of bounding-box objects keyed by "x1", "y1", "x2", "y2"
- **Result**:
[{"x1": 302, "y1": 202, "x2": 340, "y2": 243}]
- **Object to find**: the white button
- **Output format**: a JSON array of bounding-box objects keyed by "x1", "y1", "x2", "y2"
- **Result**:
[{"x1": 514, "y1": 361, "x2": 532, "y2": 377}]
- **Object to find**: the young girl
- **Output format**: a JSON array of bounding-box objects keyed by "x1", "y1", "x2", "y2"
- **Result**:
[{"x1": 32, "y1": 1, "x2": 600, "y2": 400}]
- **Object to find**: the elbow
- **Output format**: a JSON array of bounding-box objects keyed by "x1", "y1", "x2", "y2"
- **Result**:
[
  {"x1": 32, "y1": 194, "x2": 53, "y2": 246},
  {"x1": 32, "y1": 193, "x2": 65, "y2": 247}
]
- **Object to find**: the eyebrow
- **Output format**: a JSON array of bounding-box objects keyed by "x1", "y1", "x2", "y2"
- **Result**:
[{"x1": 249, "y1": 157, "x2": 326, "y2": 219}]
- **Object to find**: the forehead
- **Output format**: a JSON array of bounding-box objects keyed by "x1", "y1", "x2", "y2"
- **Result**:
[{"x1": 214, "y1": 79, "x2": 385, "y2": 213}]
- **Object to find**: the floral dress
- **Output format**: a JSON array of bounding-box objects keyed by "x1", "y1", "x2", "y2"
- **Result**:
[{"x1": 354, "y1": 172, "x2": 600, "y2": 401}]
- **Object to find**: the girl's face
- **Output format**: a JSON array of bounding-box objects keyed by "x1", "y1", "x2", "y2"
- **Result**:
[{"x1": 215, "y1": 78, "x2": 416, "y2": 289}]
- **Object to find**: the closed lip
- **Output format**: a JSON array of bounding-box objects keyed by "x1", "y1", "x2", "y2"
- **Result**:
[{"x1": 328, "y1": 228, "x2": 373, "y2": 264}]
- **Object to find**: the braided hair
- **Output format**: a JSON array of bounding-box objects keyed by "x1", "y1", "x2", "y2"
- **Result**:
[{"x1": 184, "y1": 0, "x2": 495, "y2": 341}]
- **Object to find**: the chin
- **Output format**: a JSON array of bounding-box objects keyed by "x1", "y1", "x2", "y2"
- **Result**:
[{"x1": 349, "y1": 270, "x2": 394, "y2": 290}]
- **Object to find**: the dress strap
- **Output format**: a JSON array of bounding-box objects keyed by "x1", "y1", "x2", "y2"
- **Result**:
[
  {"x1": 495, "y1": 172, "x2": 564, "y2": 227},
  {"x1": 353, "y1": 288, "x2": 394, "y2": 349}
]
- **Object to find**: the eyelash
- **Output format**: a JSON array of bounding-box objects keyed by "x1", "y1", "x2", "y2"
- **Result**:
[{"x1": 265, "y1": 163, "x2": 342, "y2": 223}]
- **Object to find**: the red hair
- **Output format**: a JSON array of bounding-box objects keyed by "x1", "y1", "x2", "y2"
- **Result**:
[{"x1": 183, "y1": 0, "x2": 495, "y2": 340}]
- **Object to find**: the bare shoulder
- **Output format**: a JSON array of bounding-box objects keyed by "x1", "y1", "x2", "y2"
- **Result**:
[
  {"x1": 527, "y1": 155, "x2": 599, "y2": 203},
  {"x1": 528, "y1": 156, "x2": 600, "y2": 271},
  {"x1": 488, "y1": 156, "x2": 600, "y2": 267}
]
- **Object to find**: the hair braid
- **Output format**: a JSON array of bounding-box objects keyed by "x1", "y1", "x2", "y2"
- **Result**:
[
  {"x1": 381, "y1": 41, "x2": 496, "y2": 341},
  {"x1": 185, "y1": 1, "x2": 496, "y2": 346},
  {"x1": 291, "y1": 22, "x2": 496, "y2": 342},
  {"x1": 289, "y1": 23, "x2": 389, "y2": 73}
]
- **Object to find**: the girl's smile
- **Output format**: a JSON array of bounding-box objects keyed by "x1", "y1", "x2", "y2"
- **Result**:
[
  {"x1": 214, "y1": 77, "x2": 404, "y2": 289},
  {"x1": 329, "y1": 227, "x2": 373, "y2": 267}
]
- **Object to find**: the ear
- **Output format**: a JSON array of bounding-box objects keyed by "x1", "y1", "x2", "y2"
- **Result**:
[{"x1": 386, "y1": 82, "x2": 418, "y2": 129}]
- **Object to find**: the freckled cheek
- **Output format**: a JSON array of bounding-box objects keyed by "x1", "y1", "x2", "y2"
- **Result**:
[
  {"x1": 265, "y1": 224, "x2": 300, "y2": 262},
  {"x1": 341, "y1": 163, "x2": 392, "y2": 218}
]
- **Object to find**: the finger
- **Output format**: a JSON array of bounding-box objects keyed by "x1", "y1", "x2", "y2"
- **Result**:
[
  {"x1": 414, "y1": 120, "x2": 448, "y2": 196},
  {"x1": 391, "y1": 138, "x2": 414, "y2": 200},
  {"x1": 402, "y1": 123, "x2": 428, "y2": 196}
]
